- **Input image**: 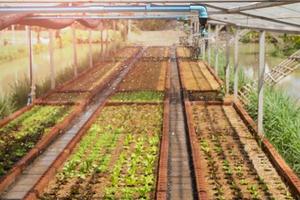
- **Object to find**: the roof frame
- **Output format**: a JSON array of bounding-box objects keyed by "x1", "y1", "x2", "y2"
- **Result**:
[
  {"x1": 209, "y1": 16, "x2": 300, "y2": 34},
  {"x1": 226, "y1": 0, "x2": 297, "y2": 12},
  {"x1": 0, "y1": 0, "x2": 298, "y2": 3},
  {"x1": 205, "y1": 3, "x2": 300, "y2": 29}
]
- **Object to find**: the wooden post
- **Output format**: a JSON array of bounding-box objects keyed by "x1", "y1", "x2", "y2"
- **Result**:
[
  {"x1": 258, "y1": 30, "x2": 266, "y2": 134},
  {"x1": 88, "y1": 29, "x2": 93, "y2": 68},
  {"x1": 49, "y1": 29, "x2": 55, "y2": 89},
  {"x1": 233, "y1": 27, "x2": 240, "y2": 101},
  {"x1": 225, "y1": 27, "x2": 230, "y2": 94},
  {"x1": 72, "y1": 26, "x2": 78, "y2": 77},
  {"x1": 27, "y1": 26, "x2": 35, "y2": 104},
  {"x1": 207, "y1": 24, "x2": 211, "y2": 65}
]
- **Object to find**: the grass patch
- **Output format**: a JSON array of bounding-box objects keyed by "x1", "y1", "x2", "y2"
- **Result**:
[
  {"x1": 247, "y1": 87, "x2": 300, "y2": 176},
  {"x1": 110, "y1": 91, "x2": 164, "y2": 103}
]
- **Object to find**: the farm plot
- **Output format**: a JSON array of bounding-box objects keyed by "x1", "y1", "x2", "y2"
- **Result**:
[
  {"x1": 178, "y1": 59, "x2": 222, "y2": 100},
  {"x1": 141, "y1": 47, "x2": 169, "y2": 60},
  {"x1": 0, "y1": 105, "x2": 71, "y2": 177},
  {"x1": 190, "y1": 102, "x2": 294, "y2": 199},
  {"x1": 40, "y1": 92, "x2": 90, "y2": 104},
  {"x1": 176, "y1": 46, "x2": 192, "y2": 58},
  {"x1": 58, "y1": 46, "x2": 140, "y2": 93},
  {"x1": 113, "y1": 46, "x2": 141, "y2": 60},
  {"x1": 109, "y1": 91, "x2": 164, "y2": 103},
  {"x1": 39, "y1": 104, "x2": 163, "y2": 200},
  {"x1": 117, "y1": 60, "x2": 168, "y2": 91}
]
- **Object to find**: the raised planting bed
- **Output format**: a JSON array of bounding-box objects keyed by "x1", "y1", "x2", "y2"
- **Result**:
[
  {"x1": 112, "y1": 46, "x2": 141, "y2": 61},
  {"x1": 178, "y1": 59, "x2": 223, "y2": 101},
  {"x1": 117, "y1": 60, "x2": 168, "y2": 91},
  {"x1": 186, "y1": 101, "x2": 296, "y2": 199},
  {"x1": 60, "y1": 61, "x2": 124, "y2": 92},
  {"x1": 0, "y1": 105, "x2": 71, "y2": 178},
  {"x1": 38, "y1": 104, "x2": 163, "y2": 199},
  {"x1": 39, "y1": 92, "x2": 90, "y2": 105},
  {"x1": 176, "y1": 46, "x2": 192, "y2": 59},
  {"x1": 109, "y1": 91, "x2": 164, "y2": 103},
  {"x1": 141, "y1": 47, "x2": 169, "y2": 61}
]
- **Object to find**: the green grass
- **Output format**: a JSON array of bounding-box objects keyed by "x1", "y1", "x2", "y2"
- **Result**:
[
  {"x1": 247, "y1": 87, "x2": 300, "y2": 176},
  {"x1": 110, "y1": 91, "x2": 164, "y2": 102}
]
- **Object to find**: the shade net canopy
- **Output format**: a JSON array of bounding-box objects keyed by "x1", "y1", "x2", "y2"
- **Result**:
[{"x1": 0, "y1": 0, "x2": 299, "y2": 33}]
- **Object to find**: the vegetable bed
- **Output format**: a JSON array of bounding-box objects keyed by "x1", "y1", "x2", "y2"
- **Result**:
[
  {"x1": 190, "y1": 103, "x2": 293, "y2": 199},
  {"x1": 43, "y1": 92, "x2": 90, "y2": 103},
  {"x1": 40, "y1": 104, "x2": 163, "y2": 199},
  {"x1": 117, "y1": 60, "x2": 167, "y2": 91},
  {"x1": 109, "y1": 91, "x2": 164, "y2": 103},
  {"x1": 60, "y1": 61, "x2": 123, "y2": 92},
  {"x1": 176, "y1": 46, "x2": 192, "y2": 58},
  {"x1": 0, "y1": 105, "x2": 71, "y2": 177},
  {"x1": 142, "y1": 47, "x2": 169, "y2": 59},
  {"x1": 178, "y1": 60, "x2": 220, "y2": 91}
]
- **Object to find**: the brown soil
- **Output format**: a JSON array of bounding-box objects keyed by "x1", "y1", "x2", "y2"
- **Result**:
[
  {"x1": 178, "y1": 60, "x2": 221, "y2": 92},
  {"x1": 44, "y1": 92, "x2": 89, "y2": 103},
  {"x1": 191, "y1": 103, "x2": 293, "y2": 199},
  {"x1": 142, "y1": 47, "x2": 169, "y2": 59},
  {"x1": 117, "y1": 60, "x2": 167, "y2": 91},
  {"x1": 176, "y1": 47, "x2": 192, "y2": 58}
]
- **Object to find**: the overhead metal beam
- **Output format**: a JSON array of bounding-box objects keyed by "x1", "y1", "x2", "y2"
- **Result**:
[
  {"x1": 0, "y1": 5, "x2": 208, "y2": 18},
  {"x1": 0, "y1": 0, "x2": 297, "y2": 4},
  {"x1": 209, "y1": 16, "x2": 300, "y2": 34},
  {"x1": 25, "y1": 14, "x2": 194, "y2": 20},
  {"x1": 227, "y1": 1, "x2": 297, "y2": 12},
  {"x1": 205, "y1": 3, "x2": 300, "y2": 29}
]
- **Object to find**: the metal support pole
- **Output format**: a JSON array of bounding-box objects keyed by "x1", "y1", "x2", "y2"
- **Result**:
[
  {"x1": 202, "y1": 39, "x2": 205, "y2": 60},
  {"x1": 214, "y1": 25, "x2": 219, "y2": 74},
  {"x1": 207, "y1": 24, "x2": 211, "y2": 65},
  {"x1": 27, "y1": 26, "x2": 35, "y2": 104},
  {"x1": 88, "y1": 29, "x2": 93, "y2": 68},
  {"x1": 258, "y1": 30, "x2": 266, "y2": 134},
  {"x1": 128, "y1": 19, "x2": 132, "y2": 39},
  {"x1": 101, "y1": 24, "x2": 104, "y2": 57},
  {"x1": 233, "y1": 27, "x2": 240, "y2": 101},
  {"x1": 12, "y1": 25, "x2": 16, "y2": 44},
  {"x1": 225, "y1": 28, "x2": 230, "y2": 94},
  {"x1": 49, "y1": 29, "x2": 55, "y2": 89},
  {"x1": 72, "y1": 26, "x2": 78, "y2": 76},
  {"x1": 214, "y1": 45, "x2": 219, "y2": 74}
]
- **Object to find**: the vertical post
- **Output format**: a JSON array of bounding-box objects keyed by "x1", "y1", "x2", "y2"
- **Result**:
[
  {"x1": 214, "y1": 25, "x2": 219, "y2": 74},
  {"x1": 128, "y1": 20, "x2": 132, "y2": 40},
  {"x1": 12, "y1": 25, "x2": 16, "y2": 44},
  {"x1": 202, "y1": 40, "x2": 205, "y2": 60},
  {"x1": 225, "y1": 27, "x2": 230, "y2": 94},
  {"x1": 72, "y1": 26, "x2": 78, "y2": 77},
  {"x1": 233, "y1": 27, "x2": 240, "y2": 101},
  {"x1": 49, "y1": 29, "x2": 55, "y2": 89},
  {"x1": 214, "y1": 46, "x2": 219, "y2": 74},
  {"x1": 258, "y1": 30, "x2": 266, "y2": 134},
  {"x1": 207, "y1": 24, "x2": 211, "y2": 65},
  {"x1": 88, "y1": 29, "x2": 93, "y2": 68},
  {"x1": 101, "y1": 23, "x2": 104, "y2": 57},
  {"x1": 112, "y1": 20, "x2": 117, "y2": 53},
  {"x1": 27, "y1": 26, "x2": 35, "y2": 104}
]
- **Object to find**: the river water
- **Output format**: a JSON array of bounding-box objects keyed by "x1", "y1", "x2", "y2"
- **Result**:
[{"x1": 235, "y1": 43, "x2": 300, "y2": 101}]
